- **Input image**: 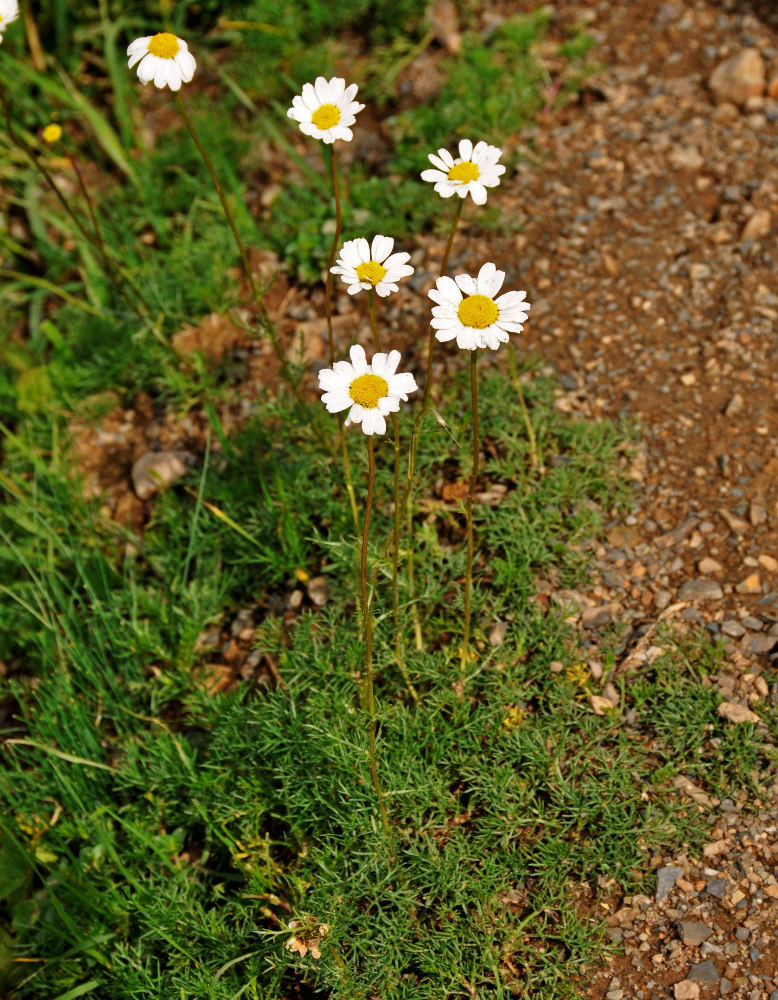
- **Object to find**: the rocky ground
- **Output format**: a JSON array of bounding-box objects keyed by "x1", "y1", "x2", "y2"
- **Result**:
[{"x1": 486, "y1": 0, "x2": 778, "y2": 996}]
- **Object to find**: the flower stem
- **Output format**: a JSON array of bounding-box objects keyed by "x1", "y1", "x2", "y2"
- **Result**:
[
  {"x1": 368, "y1": 292, "x2": 419, "y2": 704},
  {"x1": 174, "y1": 92, "x2": 293, "y2": 381},
  {"x1": 507, "y1": 341, "x2": 542, "y2": 472},
  {"x1": 362, "y1": 437, "x2": 391, "y2": 839},
  {"x1": 397, "y1": 197, "x2": 464, "y2": 653},
  {"x1": 323, "y1": 145, "x2": 360, "y2": 537},
  {"x1": 421, "y1": 197, "x2": 463, "y2": 410},
  {"x1": 324, "y1": 147, "x2": 343, "y2": 367},
  {"x1": 461, "y1": 350, "x2": 480, "y2": 674}
]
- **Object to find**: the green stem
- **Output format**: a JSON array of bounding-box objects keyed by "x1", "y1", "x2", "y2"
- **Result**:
[
  {"x1": 507, "y1": 341, "x2": 541, "y2": 472},
  {"x1": 362, "y1": 437, "x2": 391, "y2": 839},
  {"x1": 67, "y1": 150, "x2": 106, "y2": 258},
  {"x1": 461, "y1": 350, "x2": 480, "y2": 674},
  {"x1": 325, "y1": 147, "x2": 342, "y2": 367},
  {"x1": 368, "y1": 292, "x2": 419, "y2": 703},
  {"x1": 175, "y1": 91, "x2": 296, "y2": 385},
  {"x1": 323, "y1": 145, "x2": 359, "y2": 536},
  {"x1": 421, "y1": 197, "x2": 463, "y2": 410},
  {"x1": 397, "y1": 197, "x2": 464, "y2": 653}
]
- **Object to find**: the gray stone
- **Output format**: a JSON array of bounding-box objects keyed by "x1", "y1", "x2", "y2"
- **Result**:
[
  {"x1": 721, "y1": 620, "x2": 746, "y2": 637},
  {"x1": 656, "y1": 865, "x2": 684, "y2": 901},
  {"x1": 705, "y1": 878, "x2": 728, "y2": 898},
  {"x1": 581, "y1": 604, "x2": 615, "y2": 628},
  {"x1": 720, "y1": 980, "x2": 733, "y2": 997},
  {"x1": 679, "y1": 920, "x2": 714, "y2": 946},
  {"x1": 741, "y1": 616, "x2": 763, "y2": 630},
  {"x1": 735, "y1": 926, "x2": 750, "y2": 941},
  {"x1": 747, "y1": 634, "x2": 775, "y2": 655},
  {"x1": 689, "y1": 960, "x2": 719, "y2": 984},
  {"x1": 131, "y1": 450, "x2": 188, "y2": 500},
  {"x1": 679, "y1": 578, "x2": 724, "y2": 601}
]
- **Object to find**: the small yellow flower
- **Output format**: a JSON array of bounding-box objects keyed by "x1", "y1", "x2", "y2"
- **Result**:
[
  {"x1": 565, "y1": 662, "x2": 590, "y2": 687},
  {"x1": 502, "y1": 705, "x2": 525, "y2": 731},
  {"x1": 42, "y1": 124, "x2": 63, "y2": 144}
]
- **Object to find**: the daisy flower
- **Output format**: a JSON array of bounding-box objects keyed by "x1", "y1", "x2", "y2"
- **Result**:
[
  {"x1": 127, "y1": 33, "x2": 196, "y2": 91},
  {"x1": 287, "y1": 76, "x2": 364, "y2": 144},
  {"x1": 0, "y1": 0, "x2": 19, "y2": 42},
  {"x1": 429, "y1": 262, "x2": 530, "y2": 351},
  {"x1": 421, "y1": 139, "x2": 505, "y2": 205},
  {"x1": 330, "y1": 235, "x2": 414, "y2": 298},
  {"x1": 318, "y1": 344, "x2": 418, "y2": 436}
]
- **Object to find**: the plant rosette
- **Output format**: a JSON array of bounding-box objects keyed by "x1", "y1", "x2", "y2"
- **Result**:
[
  {"x1": 127, "y1": 33, "x2": 196, "y2": 91},
  {"x1": 287, "y1": 76, "x2": 364, "y2": 144},
  {"x1": 318, "y1": 344, "x2": 418, "y2": 436},
  {"x1": 331, "y1": 235, "x2": 414, "y2": 297},
  {"x1": 421, "y1": 138, "x2": 505, "y2": 205},
  {"x1": 429, "y1": 262, "x2": 531, "y2": 351}
]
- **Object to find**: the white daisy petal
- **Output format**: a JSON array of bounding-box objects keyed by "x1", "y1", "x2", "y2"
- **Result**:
[
  {"x1": 349, "y1": 344, "x2": 368, "y2": 374},
  {"x1": 458, "y1": 138, "x2": 473, "y2": 161},
  {"x1": 382, "y1": 252, "x2": 410, "y2": 269},
  {"x1": 371, "y1": 235, "x2": 394, "y2": 263},
  {"x1": 354, "y1": 237, "x2": 370, "y2": 262},
  {"x1": 454, "y1": 273, "x2": 477, "y2": 296},
  {"x1": 127, "y1": 36, "x2": 151, "y2": 56},
  {"x1": 469, "y1": 183, "x2": 488, "y2": 206}
]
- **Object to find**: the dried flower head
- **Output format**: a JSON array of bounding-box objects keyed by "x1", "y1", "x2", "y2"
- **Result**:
[{"x1": 285, "y1": 916, "x2": 330, "y2": 960}]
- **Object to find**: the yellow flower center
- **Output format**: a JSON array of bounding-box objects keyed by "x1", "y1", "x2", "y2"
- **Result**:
[
  {"x1": 311, "y1": 104, "x2": 341, "y2": 130},
  {"x1": 147, "y1": 32, "x2": 180, "y2": 59},
  {"x1": 457, "y1": 294, "x2": 499, "y2": 329},
  {"x1": 448, "y1": 161, "x2": 480, "y2": 183},
  {"x1": 349, "y1": 373, "x2": 388, "y2": 409},
  {"x1": 355, "y1": 260, "x2": 387, "y2": 286},
  {"x1": 43, "y1": 124, "x2": 62, "y2": 144}
]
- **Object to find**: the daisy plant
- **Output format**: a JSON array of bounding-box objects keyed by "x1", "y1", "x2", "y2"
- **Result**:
[
  {"x1": 395, "y1": 139, "x2": 507, "y2": 657},
  {"x1": 319, "y1": 344, "x2": 419, "y2": 836},
  {"x1": 287, "y1": 76, "x2": 365, "y2": 536},
  {"x1": 428, "y1": 263, "x2": 530, "y2": 673},
  {"x1": 331, "y1": 236, "x2": 419, "y2": 702}
]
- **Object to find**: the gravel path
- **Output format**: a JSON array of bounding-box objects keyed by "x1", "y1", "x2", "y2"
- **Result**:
[{"x1": 474, "y1": 0, "x2": 778, "y2": 995}]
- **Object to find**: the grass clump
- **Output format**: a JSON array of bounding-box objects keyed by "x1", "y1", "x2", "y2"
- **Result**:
[{"x1": 3, "y1": 365, "x2": 776, "y2": 998}]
